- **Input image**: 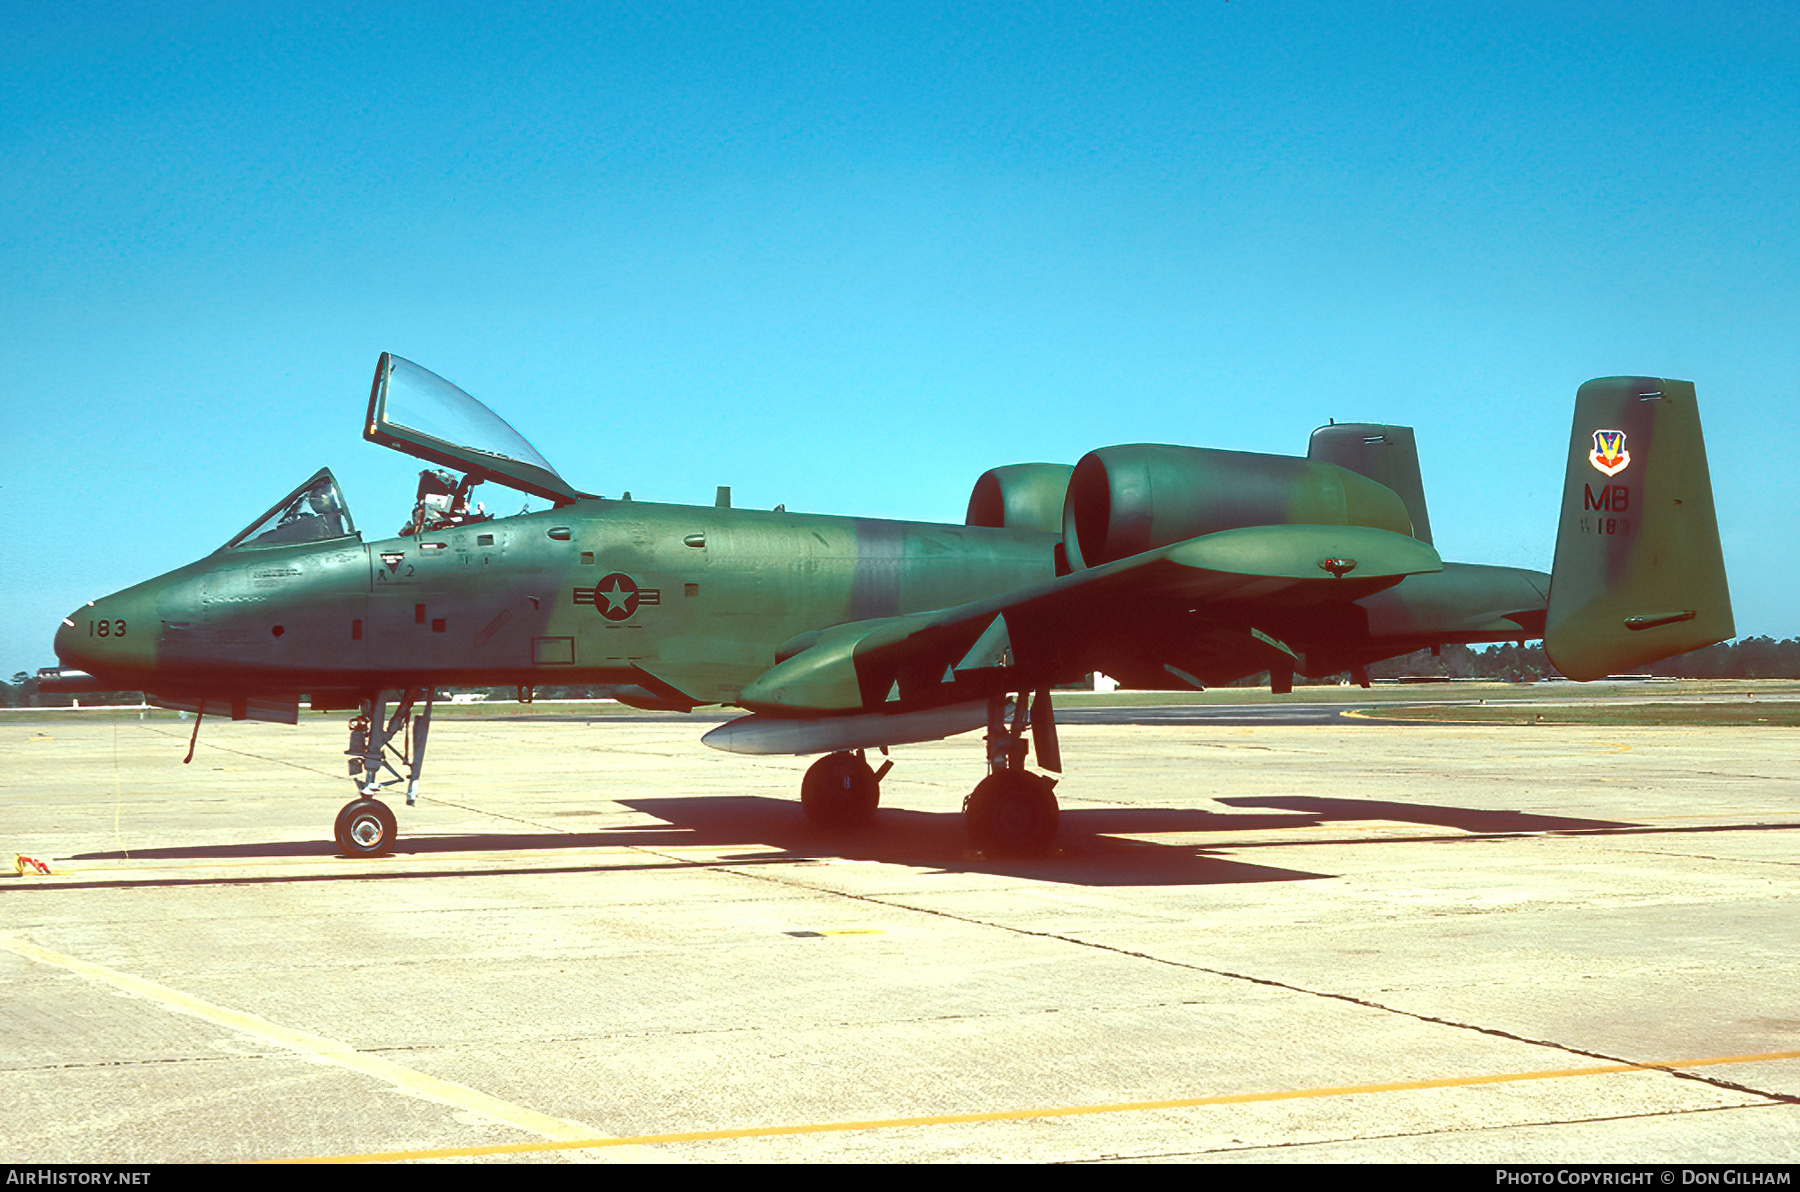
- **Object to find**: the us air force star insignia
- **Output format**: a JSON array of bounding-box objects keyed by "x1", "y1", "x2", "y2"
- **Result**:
[
  {"x1": 1589, "y1": 429, "x2": 1631, "y2": 477},
  {"x1": 573, "y1": 574, "x2": 661, "y2": 621}
]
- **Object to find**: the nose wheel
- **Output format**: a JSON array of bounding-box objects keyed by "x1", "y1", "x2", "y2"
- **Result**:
[
  {"x1": 335, "y1": 797, "x2": 397, "y2": 857},
  {"x1": 335, "y1": 689, "x2": 434, "y2": 856}
]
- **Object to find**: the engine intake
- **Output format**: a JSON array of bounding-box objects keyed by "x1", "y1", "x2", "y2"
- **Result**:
[{"x1": 965, "y1": 463, "x2": 1074, "y2": 534}]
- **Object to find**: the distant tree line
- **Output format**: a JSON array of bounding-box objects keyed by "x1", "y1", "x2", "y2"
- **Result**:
[
  {"x1": 1215, "y1": 636, "x2": 1800, "y2": 688},
  {"x1": 2, "y1": 671, "x2": 144, "y2": 708},
  {"x1": 1352, "y1": 635, "x2": 1800, "y2": 683},
  {"x1": 0, "y1": 673, "x2": 633, "y2": 709},
  {"x1": 7, "y1": 639, "x2": 1800, "y2": 707}
]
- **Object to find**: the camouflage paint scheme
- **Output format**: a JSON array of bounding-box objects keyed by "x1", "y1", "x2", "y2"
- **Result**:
[
  {"x1": 53, "y1": 500, "x2": 1058, "y2": 712},
  {"x1": 51, "y1": 368, "x2": 1731, "y2": 726}
]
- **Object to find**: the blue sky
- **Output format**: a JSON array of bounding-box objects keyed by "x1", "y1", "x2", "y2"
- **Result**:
[{"x1": 4, "y1": 1, "x2": 1796, "y2": 674}]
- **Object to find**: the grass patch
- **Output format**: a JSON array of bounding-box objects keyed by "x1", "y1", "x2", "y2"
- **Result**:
[
  {"x1": 1358, "y1": 701, "x2": 1800, "y2": 727},
  {"x1": 1053, "y1": 679, "x2": 1800, "y2": 707},
  {"x1": 5, "y1": 680, "x2": 1798, "y2": 727}
]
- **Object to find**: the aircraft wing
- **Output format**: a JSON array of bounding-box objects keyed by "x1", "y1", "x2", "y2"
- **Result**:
[{"x1": 735, "y1": 523, "x2": 1443, "y2": 718}]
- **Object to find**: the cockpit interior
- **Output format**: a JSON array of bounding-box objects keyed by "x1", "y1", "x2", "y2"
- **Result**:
[
  {"x1": 223, "y1": 468, "x2": 357, "y2": 551},
  {"x1": 219, "y1": 354, "x2": 583, "y2": 553}
]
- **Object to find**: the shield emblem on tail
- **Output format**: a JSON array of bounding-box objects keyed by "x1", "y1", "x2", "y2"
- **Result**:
[{"x1": 1589, "y1": 429, "x2": 1631, "y2": 477}]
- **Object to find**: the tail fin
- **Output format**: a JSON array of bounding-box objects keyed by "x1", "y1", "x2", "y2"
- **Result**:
[
  {"x1": 1544, "y1": 377, "x2": 1733, "y2": 680},
  {"x1": 1308, "y1": 423, "x2": 1433, "y2": 545}
]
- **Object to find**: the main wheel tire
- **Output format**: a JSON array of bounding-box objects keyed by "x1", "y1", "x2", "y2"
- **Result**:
[
  {"x1": 964, "y1": 771, "x2": 1059, "y2": 855},
  {"x1": 335, "y1": 797, "x2": 397, "y2": 857},
  {"x1": 800, "y1": 751, "x2": 881, "y2": 828}
]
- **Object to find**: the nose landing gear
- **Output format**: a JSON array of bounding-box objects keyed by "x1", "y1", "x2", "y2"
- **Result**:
[
  {"x1": 336, "y1": 688, "x2": 434, "y2": 857},
  {"x1": 334, "y1": 797, "x2": 398, "y2": 857}
]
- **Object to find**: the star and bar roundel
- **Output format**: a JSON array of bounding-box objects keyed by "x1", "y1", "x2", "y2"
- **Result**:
[{"x1": 574, "y1": 573, "x2": 661, "y2": 621}]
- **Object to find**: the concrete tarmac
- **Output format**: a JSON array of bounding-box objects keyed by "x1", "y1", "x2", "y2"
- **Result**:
[{"x1": 2, "y1": 706, "x2": 1797, "y2": 1163}]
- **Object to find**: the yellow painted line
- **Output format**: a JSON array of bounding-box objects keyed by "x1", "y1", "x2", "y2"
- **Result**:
[
  {"x1": 273, "y1": 1047, "x2": 1800, "y2": 1164},
  {"x1": 0, "y1": 935, "x2": 618, "y2": 1149}
]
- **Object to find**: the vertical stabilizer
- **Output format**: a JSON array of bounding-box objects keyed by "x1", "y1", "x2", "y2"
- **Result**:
[
  {"x1": 1308, "y1": 423, "x2": 1432, "y2": 544},
  {"x1": 1544, "y1": 377, "x2": 1733, "y2": 680}
]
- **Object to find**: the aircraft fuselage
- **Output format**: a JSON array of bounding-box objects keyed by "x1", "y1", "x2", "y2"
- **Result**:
[{"x1": 54, "y1": 500, "x2": 1060, "y2": 707}]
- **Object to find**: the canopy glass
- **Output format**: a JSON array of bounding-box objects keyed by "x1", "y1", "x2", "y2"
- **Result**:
[
  {"x1": 364, "y1": 353, "x2": 579, "y2": 504},
  {"x1": 221, "y1": 468, "x2": 357, "y2": 551}
]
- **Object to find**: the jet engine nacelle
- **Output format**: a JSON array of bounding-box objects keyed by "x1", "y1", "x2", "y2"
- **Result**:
[
  {"x1": 1061, "y1": 445, "x2": 1416, "y2": 569},
  {"x1": 965, "y1": 463, "x2": 1075, "y2": 534}
]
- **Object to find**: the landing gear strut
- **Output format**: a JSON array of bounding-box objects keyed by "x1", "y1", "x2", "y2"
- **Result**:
[
  {"x1": 336, "y1": 688, "x2": 434, "y2": 856},
  {"x1": 801, "y1": 749, "x2": 890, "y2": 828},
  {"x1": 963, "y1": 688, "x2": 1060, "y2": 855}
]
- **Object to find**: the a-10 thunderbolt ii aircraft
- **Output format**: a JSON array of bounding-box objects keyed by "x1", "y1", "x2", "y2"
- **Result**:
[{"x1": 43, "y1": 354, "x2": 1734, "y2": 856}]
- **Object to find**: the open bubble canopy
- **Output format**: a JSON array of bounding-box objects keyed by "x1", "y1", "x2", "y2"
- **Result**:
[{"x1": 363, "y1": 353, "x2": 580, "y2": 504}]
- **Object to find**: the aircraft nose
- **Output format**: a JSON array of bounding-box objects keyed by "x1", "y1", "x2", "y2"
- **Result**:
[
  {"x1": 54, "y1": 595, "x2": 153, "y2": 682},
  {"x1": 56, "y1": 604, "x2": 107, "y2": 671},
  {"x1": 53, "y1": 613, "x2": 77, "y2": 660}
]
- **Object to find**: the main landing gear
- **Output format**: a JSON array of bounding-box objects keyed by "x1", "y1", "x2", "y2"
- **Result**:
[
  {"x1": 963, "y1": 689, "x2": 1060, "y2": 856},
  {"x1": 801, "y1": 749, "x2": 892, "y2": 828},
  {"x1": 794, "y1": 688, "x2": 1063, "y2": 856},
  {"x1": 336, "y1": 688, "x2": 434, "y2": 856}
]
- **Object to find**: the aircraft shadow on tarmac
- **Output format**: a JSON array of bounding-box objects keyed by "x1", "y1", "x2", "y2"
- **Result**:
[
  {"x1": 615, "y1": 797, "x2": 1328, "y2": 887},
  {"x1": 1212, "y1": 796, "x2": 1635, "y2": 835},
  {"x1": 69, "y1": 793, "x2": 1643, "y2": 888},
  {"x1": 68, "y1": 800, "x2": 1323, "y2": 887}
]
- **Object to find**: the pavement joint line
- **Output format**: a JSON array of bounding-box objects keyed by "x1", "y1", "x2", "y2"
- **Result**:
[
  {"x1": 0, "y1": 933, "x2": 619, "y2": 1149},
  {"x1": 269, "y1": 1047, "x2": 1800, "y2": 1164},
  {"x1": 135, "y1": 723, "x2": 344, "y2": 780},
  {"x1": 999, "y1": 923, "x2": 1800, "y2": 1107},
  {"x1": 1613, "y1": 847, "x2": 1800, "y2": 869},
  {"x1": 660, "y1": 859, "x2": 1800, "y2": 1109},
  {"x1": 415, "y1": 796, "x2": 576, "y2": 835},
  {"x1": 142, "y1": 722, "x2": 595, "y2": 839}
]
